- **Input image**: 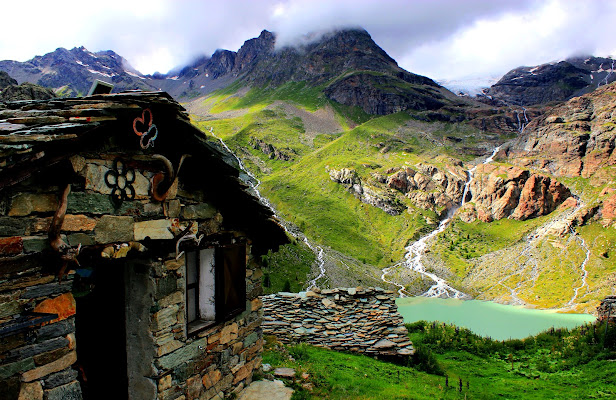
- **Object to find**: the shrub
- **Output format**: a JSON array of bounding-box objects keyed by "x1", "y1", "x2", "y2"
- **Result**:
[{"x1": 408, "y1": 344, "x2": 445, "y2": 376}]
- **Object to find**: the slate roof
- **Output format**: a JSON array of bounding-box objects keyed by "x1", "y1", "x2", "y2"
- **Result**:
[
  {"x1": 0, "y1": 91, "x2": 288, "y2": 253},
  {"x1": 0, "y1": 92, "x2": 179, "y2": 184}
]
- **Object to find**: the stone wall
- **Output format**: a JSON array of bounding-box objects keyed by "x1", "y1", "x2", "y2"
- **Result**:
[
  {"x1": 1, "y1": 148, "x2": 267, "y2": 399},
  {"x1": 262, "y1": 288, "x2": 414, "y2": 358},
  {"x1": 146, "y1": 250, "x2": 265, "y2": 400},
  {"x1": 0, "y1": 270, "x2": 80, "y2": 400}
]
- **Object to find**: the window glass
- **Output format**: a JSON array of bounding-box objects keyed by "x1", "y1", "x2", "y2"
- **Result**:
[{"x1": 198, "y1": 248, "x2": 216, "y2": 320}]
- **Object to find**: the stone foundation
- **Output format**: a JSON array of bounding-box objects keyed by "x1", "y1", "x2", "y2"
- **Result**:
[{"x1": 262, "y1": 288, "x2": 414, "y2": 358}]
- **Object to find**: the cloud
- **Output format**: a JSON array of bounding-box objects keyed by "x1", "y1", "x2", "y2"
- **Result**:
[
  {"x1": 0, "y1": 0, "x2": 614, "y2": 80},
  {"x1": 400, "y1": 0, "x2": 616, "y2": 80},
  {"x1": 270, "y1": 0, "x2": 536, "y2": 51}
]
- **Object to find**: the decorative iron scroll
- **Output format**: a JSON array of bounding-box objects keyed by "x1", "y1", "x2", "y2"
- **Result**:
[
  {"x1": 133, "y1": 108, "x2": 158, "y2": 149},
  {"x1": 105, "y1": 158, "x2": 136, "y2": 207}
]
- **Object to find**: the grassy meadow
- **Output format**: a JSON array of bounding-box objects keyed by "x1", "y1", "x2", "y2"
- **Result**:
[{"x1": 262, "y1": 321, "x2": 616, "y2": 399}]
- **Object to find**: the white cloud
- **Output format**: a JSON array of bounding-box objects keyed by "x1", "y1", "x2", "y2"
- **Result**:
[
  {"x1": 0, "y1": 0, "x2": 614, "y2": 80},
  {"x1": 400, "y1": 0, "x2": 616, "y2": 81}
]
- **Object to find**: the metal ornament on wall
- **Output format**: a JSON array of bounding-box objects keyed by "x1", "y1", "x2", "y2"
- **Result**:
[
  {"x1": 105, "y1": 158, "x2": 136, "y2": 207},
  {"x1": 133, "y1": 108, "x2": 158, "y2": 149}
]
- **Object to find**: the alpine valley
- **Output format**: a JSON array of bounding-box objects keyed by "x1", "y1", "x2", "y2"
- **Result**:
[{"x1": 2, "y1": 28, "x2": 615, "y2": 314}]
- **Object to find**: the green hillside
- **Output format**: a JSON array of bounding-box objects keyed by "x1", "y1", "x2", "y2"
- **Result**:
[
  {"x1": 189, "y1": 83, "x2": 507, "y2": 285},
  {"x1": 187, "y1": 77, "x2": 616, "y2": 313},
  {"x1": 262, "y1": 321, "x2": 616, "y2": 399}
]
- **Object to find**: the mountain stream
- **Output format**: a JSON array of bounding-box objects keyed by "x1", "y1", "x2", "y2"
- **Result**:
[
  {"x1": 208, "y1": 128, "x2": 327, "y2": 289},
  {"x1": 381, "y1": 146, "x2": 501, "y2": 298}
]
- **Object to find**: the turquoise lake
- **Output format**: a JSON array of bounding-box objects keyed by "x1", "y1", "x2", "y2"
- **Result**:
[{"x1": 396, "y1": 297, "x2": 596, "y2": 340}]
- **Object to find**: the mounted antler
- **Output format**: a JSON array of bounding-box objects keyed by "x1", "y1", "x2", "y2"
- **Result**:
[
  {"x1": 150, "y1": 154, "x2": 190, "y2": 202},
  {"x1": 49, "y1": 184, "x2": 81, "y2": 281}
]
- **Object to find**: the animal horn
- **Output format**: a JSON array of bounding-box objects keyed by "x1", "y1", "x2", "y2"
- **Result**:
[
  {"x1": 49, "y1": 184, "x2": 70, "y2": 252},
  {"x1": 150, "y1": 154, "x2": 189, "y2": 202}
]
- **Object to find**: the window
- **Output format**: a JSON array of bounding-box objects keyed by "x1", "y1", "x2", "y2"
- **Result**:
[{"x1": 185, "y1": 245, "x2": 246, "y2": 332}]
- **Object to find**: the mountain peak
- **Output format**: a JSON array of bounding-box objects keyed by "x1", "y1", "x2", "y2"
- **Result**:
[{"x1": 482, "y1": 55, "x2": 616, "y2": 106}]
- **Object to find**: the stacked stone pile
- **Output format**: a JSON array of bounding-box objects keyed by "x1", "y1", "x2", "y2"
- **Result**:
[
  {"x1": 262, "y1": 287, "x2": 414, "y2": 358},
  {"x1": 597, "y1": 296, "x2": 616, "y2": 322}
]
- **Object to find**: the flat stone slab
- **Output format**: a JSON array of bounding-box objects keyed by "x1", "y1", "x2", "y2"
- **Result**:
[
  {"x1": 274, "y1": 367, "x2": 296, "y2": 378},
  {"x1": 239, "y1": 380, "x2": 293, "y2": 400}
]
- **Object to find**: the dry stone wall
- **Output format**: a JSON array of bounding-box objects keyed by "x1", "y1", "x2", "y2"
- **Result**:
[
  {"x1": 262, "y1": 287, "x2": 414, "y2": 358},
  {"x1": 597, "y1": 296, "x2": 616, "y2": 322},
  {"x1": 0, "y1": 273, "x2": 80, "y2": 400}
]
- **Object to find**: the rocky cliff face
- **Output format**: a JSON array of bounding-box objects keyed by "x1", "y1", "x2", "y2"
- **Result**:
[
  {"x1": 482, "y1": 56, "x2": 615, "y2": 106},
  {"x1": 504, "y1": 81, "x2": 616, "y2": 179},
  {"x1": 324, "y1": 73, "x2": 446, "y2": 115},
  {"x1": 329, "y1": 157, "x2": 574, "y2": 223},
  {"x1": 459, "y1": 164, "x2": 571, "y2": 222}
]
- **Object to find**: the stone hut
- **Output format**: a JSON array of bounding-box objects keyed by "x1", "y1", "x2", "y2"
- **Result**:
[{"x1": 0, "y1": 92, "x2": 287, "y2": 400}]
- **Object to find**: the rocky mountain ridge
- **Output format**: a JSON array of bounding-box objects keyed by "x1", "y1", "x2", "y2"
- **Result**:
[
  {"x1": 0, "y1": 46, "x2": 155, "y2": 96},
  {"x1": 481, "y1": 56, "x2": 616, "y2": 106},
  {"x1": 0, "y1": 29, "x2": 466, "y2": 117},
  {"x1": 164, "y1": 29, "x2": 462, "y2": 115}
]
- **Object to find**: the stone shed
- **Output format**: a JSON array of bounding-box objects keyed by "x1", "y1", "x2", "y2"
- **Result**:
[
  {"x1": 0, "y1": 92, "x2": 287, "y2": 399},
  {"x1": 262, "y1": 287, "x2": 414, "y2": 359}
]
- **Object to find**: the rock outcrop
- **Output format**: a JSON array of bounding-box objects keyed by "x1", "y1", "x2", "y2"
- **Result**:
[
  {"x1": 383, "y1": 164, "x2": 466, "y2": 215},
  {"x1": 328, "y1": 168, "x2": 404, "y2": 215},
  {"x1": 262, "y1": 287, "x2": 414, "y2": 359},
  {"x1": 0, "y1": 70, "x2": 17, "y2": 90},
  {"x1": 597, "y1": 295, "x2": 616, "y2": 323},
  {"x1": 329, "y1": 163, "x2": 469, "y2": 217},
  {"x1": 461, "y1": 164, "x2": 571, "y2": 222},
  {"x1": 250, "y1": 137, "x2": 294, "y2": 161},
  {"x1": 0, "y1": 82, "x2": 56, "y2": 101},
  {"x1": 505, "y1": 81, "x2": 616, "y2": 179}
]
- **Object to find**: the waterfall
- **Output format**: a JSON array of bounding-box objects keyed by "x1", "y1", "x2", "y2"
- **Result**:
[{"x1": 381, "y1": 146, "x2": 501, "y2": 298}]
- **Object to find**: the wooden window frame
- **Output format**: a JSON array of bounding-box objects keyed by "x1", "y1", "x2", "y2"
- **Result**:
[{"x1": 186, "y1": 244, "x2": 247, "y2": 335}]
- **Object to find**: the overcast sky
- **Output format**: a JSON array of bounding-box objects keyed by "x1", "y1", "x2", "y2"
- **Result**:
[{"x1": 1, "y1": 0, "x2": 615, "y2": 83}]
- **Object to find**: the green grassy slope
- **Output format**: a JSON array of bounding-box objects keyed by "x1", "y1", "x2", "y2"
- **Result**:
[
  {"x1": 262, "y1": 321, "x2": 616, "y2": 399},
  {"x1": 188, "y1": 82, "x2": 616, "y2": 311}
]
